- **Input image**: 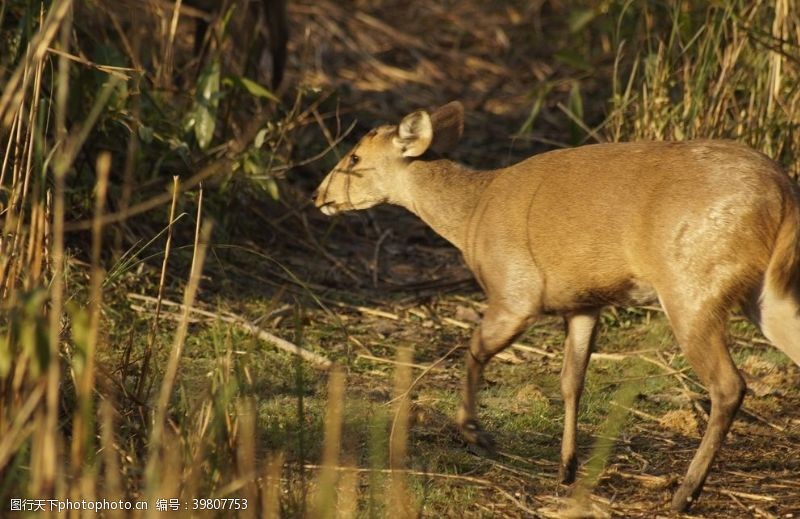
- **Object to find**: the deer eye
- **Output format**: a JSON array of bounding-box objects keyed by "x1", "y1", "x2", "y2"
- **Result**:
[{"x1": 349, "y1": 154, "x2": 360, "y2": 167}]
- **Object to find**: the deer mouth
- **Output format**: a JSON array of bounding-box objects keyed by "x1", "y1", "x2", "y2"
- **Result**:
[{"x1": 317, "y1": 202, "x2": 340, "y2": 216}]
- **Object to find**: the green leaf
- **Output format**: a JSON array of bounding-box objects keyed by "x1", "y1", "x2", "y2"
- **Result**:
[
  {"x1": 194, "y1": 60, "x2": 221, "y2": 149},
  {"x1": 516, "y1": 84, "x2": 552, "y2": 136},
  {"x1": 568, "y1": 81, "x2": 584, "y2": 122},
  {"x1": 265, "y1": 178, "x2": 280, "y2": 200},
  {"x1": 68, "y1": 303, "x2": 90, "y2": 376},
  {"x1": 568, "y1": 8, "x2": 596, "y2": 33},
  {"x1": 18, "y1": 289, "x2": 49, "y2": 377},
  {"x1": 554, "y1": 49, "x2": 592, "y2": 71},
  {"x1": 255, "y1": 128, "x2": 268, "y2": 148},
  {"x1": 243, "y1": 156, "x2": 260, "y2": 176},
  {"x1": 138, "y1": 124, "x2": 154, "y2": 144},
  {"x1": 90, "y1": 44, "x2": 129, "y2": 109},
  {"x1": 237, "y1": 76, "x2": 279, "y2": 103},
  {"x1": 568, "y1": 81, "x2": 585, "y2": 145}
]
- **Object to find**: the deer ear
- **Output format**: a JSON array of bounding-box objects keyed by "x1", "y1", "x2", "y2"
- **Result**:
[
  {"x1": 430, "y1": 101, "x2": 464, "y2": 155},
  {"x1": 393, "y1": 110, "x2": 433, "y2": 157}
]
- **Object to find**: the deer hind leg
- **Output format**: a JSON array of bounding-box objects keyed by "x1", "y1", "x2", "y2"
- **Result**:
[
  {"x1": 559, "y1": 310, "x2": 600, "y2": 484},
  {"x1": 660, "y1": 295, "x2": 746, "y2": 512},
  {"x1": 457, "y1": 304, "x2": 534, "y2": 451}
]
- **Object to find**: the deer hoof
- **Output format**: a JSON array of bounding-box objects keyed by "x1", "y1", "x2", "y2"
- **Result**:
[
  {"x1": 670, "y1": 487, "x2": 696, "y2": 513},
  {"x1": 559, "y1": 456, "x2": 578, "y2": 484},
  {"x1": 460, "y1": 419, "x2": 496, "y2": 454}
]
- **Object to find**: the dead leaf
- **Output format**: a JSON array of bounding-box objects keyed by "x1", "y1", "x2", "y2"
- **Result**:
[
  {"x1": 659, "y1": 409, "x2": 699, "y2": 438},
  {"x1": 455, "y1": 304, "x2": 481, "y2": 323}
]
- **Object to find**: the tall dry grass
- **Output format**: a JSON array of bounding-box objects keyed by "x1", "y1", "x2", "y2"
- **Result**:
[
  {"x1": 0, "y1": 0, "x2": 310, "y2": 516},
  {"x1": 607, "y1": 0, "x2": 800, "y2": 176},
  {"x1": 0, "y1": 1, "x2": 414, "y2": 507}
]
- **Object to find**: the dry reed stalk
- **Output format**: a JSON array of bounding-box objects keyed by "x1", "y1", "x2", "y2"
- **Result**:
[
  {"x1": 385, "y1": 343, "x2": 461, "y2": 406},
  {"x1": 1, "y1": 42, "x2": 25, "y2": 295},
  {"x1": 262, "y1": 452, "x2": 284, "y2": 519},
  {"x1": 45, "y1": 48, "x2": 134, "y2": 78},
  {"x1": 116, "y1": 8, "x2": 142, "y2": 255},
  {"x1": 159, "y1": 0, "x2": 183, "y2": 87},
  {"x1": 145, "y1": 185, "x2": 212, "y2": 505},
  {"x1": 158, "y1": 429, "x2": 184, "y2": 516},
  {"x1": 567, "y1": 383, "x2": 638, "y2": 517},
  {"x1": 18, "y1": 0, "x2": 122, "y2": 498},
  {"x1": 0, "y1": 384, "x2": 45, "y2": 469},
  {"x1": 237, "y1": 398, "x2": 258, "y2": 519},
  {"x1": 69, "y1": 151, "x2": 111, "y2": 509},
  {"x1": 608, "y1": 1, "x2": 800, "y2": 179},
  {"x1": 0, "y1": 104, "x2": 18, "y2": 189},
  {"x1": 99, "y1": 400, "x2": 124, "y2": 519},
  {"x1": 335, "y1": 459, "x2": 359, "y2": 519},
  {"x1": 1, "y1": 9, "x2": 48, "y2": 299},
  {"x1": 388, "y1": 346, "x2": 416, "y2": 519},
  {"x1": 768, "y1": 0, "x2": 788, "y2": 118},
  {"x1": 136, "y1": 176, "x2": 181, "y2": 399},
  {"x1": 182, "y1": 401, "x2": 212, "y2": 515},
  {"x1": 0, "y1": 0, "x2": 74, "y2": 128},
  {"x1": 36, "y1": 4, "x2": 73, "y2": 498},
  {"x1": 14, "y1": 45, "x2": 44, "y2": 241},
  {"x1": 314, "y1": 366, "x2": 346, "y2": 518}
]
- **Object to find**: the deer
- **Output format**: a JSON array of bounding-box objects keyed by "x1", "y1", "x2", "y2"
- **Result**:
[{"x1": 313, "y1": 101, "x2": 800, "y2": 512}]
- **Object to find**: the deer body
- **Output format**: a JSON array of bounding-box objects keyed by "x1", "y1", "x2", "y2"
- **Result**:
[
  {"x1": 314, "y1": 102, "x2": 800, "y2": 512},
  {"x1": 450, "y1": 142, "x2": 784, "y2": 310}
]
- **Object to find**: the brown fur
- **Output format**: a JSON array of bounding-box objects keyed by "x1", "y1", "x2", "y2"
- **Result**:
[{"x1": 314, "y1": 102, "x2": 800, "y2": 512}]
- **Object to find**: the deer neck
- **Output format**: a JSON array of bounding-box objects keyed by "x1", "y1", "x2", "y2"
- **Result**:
[{"x1": 394, "y1": 159, "x2": 489, "y2": 253}]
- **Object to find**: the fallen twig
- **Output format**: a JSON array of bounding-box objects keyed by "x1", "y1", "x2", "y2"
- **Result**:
[
  {"x1": 510, "y1": 342, "x2": 558, "y2": 359},
  {"x1": 357, "y1": 353, "x2": 441, "y2": 371},
  {"x1": 609, "y1": 401, "x2": 661, "y2": 423},
  {"x1": 128, "y1": 293, "x2": 332, "y2": 369},
  {"x1": 717, "y1": 489, "x2": 776, "y2": 503},
  {"x1": 333, "y1": 301, "x2": 399, "y2": 320}
]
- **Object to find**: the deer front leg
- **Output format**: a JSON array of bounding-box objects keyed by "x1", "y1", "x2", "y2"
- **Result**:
[
  {"x1": 559, "y1": 310, "x2": 600, "y2": 484},
  {"x1": 456, "y1": 305, "x2": 532, "y2": 451}
]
